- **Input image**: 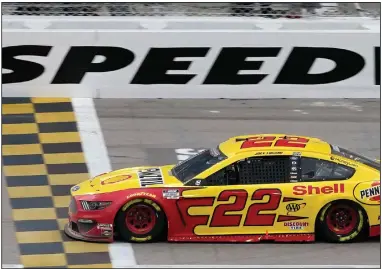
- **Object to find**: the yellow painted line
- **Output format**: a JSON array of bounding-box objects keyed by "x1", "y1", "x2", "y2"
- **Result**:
[
  {"x1": 2, "y1": 123, "x2": 38, "y2": 135},
  {"x1": 44, "y1": 153, "x2": 86, "y2": 164},
  {"x1": 53, "y1": 196, "x2": 71, "y2": 208},
  {"x1": 35, "y1": 112, "x2": 76, "y2": 123},
  {"x1": 13, "y1": 208, "x2": 57, "y2": 221},
  {"x1": 69, "y1": 264, "x2": 113, "y2": 268},
  {"x1": 39, "y1": 132, "x2": 81, "y2": 143},
  {"x1": 2, "y1": 144, "x2": 42, "y2": 155},
  {"x1": 16, "y1": 230, "x2": 62, "y2": 243},
  {"x1": 3, "y1": 104, "x2": 34, "y2": 114},
  {"x1": 32, "y1": 97, "x2": 71, "y2": 103},
  {"x1": 63, "y1": 241, "x2": 110, "y2": 253},
  {"x1": 49, "y1": 173, "x2": 90, "y2": 185},
  {"x1": 4, "y1": 164, "x2": 47, "y2": 176},
  {"x1": 21, "y1": 253, "x2": 66, "y2": 267},
  {"x1": 7, "y1": 186, "x2": 52, "y2": 198}
]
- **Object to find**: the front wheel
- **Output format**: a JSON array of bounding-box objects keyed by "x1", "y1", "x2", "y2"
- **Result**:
[
  {"x1": 318, "y1": 202, "x2": 366, "y2": 243},
  {"x1": 115, "y1": 199, "x2": 166, "y2": 243}
]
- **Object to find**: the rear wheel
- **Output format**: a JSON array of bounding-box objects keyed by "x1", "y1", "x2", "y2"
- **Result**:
[
  {"x1": 116, "y1": 199, "x2": 166, "y2": 243},
  {"x1": 318, "y1": 201, "x2": 365, "y2": 243}
]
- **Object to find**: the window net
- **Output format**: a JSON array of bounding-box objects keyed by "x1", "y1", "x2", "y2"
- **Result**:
[
  {"x1": 239, "y1": 157, "x2": 290, "y2": 184},
  {"x1": 2, "y1": 2, "x2": 380, "y2": 19}
]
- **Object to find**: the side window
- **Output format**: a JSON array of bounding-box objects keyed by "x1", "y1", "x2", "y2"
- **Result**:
[
  {"x1": 238, "y1": 156, "x2": 291, "y2": 184},
  {"x1": 301, "y1": 157, "x2": 355, "y2": 181},
  {"x1": 204, "y1": 163, "x2": 237, "y2": 186}
]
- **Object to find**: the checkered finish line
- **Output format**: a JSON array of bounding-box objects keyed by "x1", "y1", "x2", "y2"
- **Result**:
[{"x1": 2, "y1": 98, "x2": 112, "y2": 268}]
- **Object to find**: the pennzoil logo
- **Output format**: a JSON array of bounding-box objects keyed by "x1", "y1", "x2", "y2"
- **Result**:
[
  {"x1": 360, "y1": 181, "x2": 380, "y2": 202},
  {"x1": 286, "y1": 203, "x2": 306, "y2": 215},
  {"x1": 354, "y1": 181, "x2": 380, "y2": 205}
]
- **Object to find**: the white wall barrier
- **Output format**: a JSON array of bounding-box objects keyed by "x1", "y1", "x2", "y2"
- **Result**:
[{"x1": 2, "y1": 19, "x2": 380, "y2": 98}]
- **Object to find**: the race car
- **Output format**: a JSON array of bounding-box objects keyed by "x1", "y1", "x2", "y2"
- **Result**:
[{"x1": 65, "y1": 134, "x2": 380, "y2": 243}]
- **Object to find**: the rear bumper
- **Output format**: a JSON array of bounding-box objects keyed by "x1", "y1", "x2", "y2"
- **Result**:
[{"x1": 369, "y1": 225, "x2": 380, "y2": 237}]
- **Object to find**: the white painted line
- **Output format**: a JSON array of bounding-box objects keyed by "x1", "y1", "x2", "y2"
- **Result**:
[
  {"x1": 292, "y1": 109, "x2": 309, "y2": 115},
  {"x1": 309, "y1": 101, "x2": 363, "y2": 112},
  {"x1": 72, "y1": 98, "x2": 112, "y2": 176},
  {"x1": 72, "y1": 98, "x2": 137, "y2": 266},
  {"x1": 108, "y1": 242, "x2": 139, "y2": 267},
  {"x1": 175, "y1": 148, "x2": 205, "y2": 162},
  {"x1": 1, "y1": 265, "x2": 24, "y2": 268}
]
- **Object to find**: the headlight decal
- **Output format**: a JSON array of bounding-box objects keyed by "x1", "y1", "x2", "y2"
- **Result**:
[{"x1": 81, "y1": 201, "x2": 112, "y2": 210}]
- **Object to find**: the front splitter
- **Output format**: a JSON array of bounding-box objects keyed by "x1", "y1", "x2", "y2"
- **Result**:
[{"x1": 64, "y1": 223, "x2": 112, "y2": 243}]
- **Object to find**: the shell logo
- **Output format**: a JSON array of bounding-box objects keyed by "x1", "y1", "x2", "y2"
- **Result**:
[{"x1": 101, "y1": 175, "x2": 132, "y2": 185}]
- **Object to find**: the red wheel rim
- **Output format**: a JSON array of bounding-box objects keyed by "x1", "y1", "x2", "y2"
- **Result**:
[
  {"x1": 326, "y1": 205, "x2": 358, "y2": 235},
  {"x1": 125, "y1": 204, "x2": 156, "y2": 235}
]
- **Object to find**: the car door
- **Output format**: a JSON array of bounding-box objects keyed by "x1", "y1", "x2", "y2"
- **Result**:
[
  {"x1": 212, "y1": 155, "x2": 298, "y2": 236},
  {"x1": 181, "y1": 154, "x2": 299, "y2": 236}
]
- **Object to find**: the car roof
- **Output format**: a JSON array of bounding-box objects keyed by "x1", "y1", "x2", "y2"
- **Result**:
[{"x1": 218, "y1": 134, "x2": 332, "y2": 158}]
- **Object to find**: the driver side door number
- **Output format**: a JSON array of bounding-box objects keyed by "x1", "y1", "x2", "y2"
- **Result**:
[{"x1": 209, "y1": 188, "x2": 282, "y2": 227}]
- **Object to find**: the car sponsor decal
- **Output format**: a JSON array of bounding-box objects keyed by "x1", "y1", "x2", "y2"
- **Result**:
[
  {"x1": 293, "y1": 183, "x2": 345, "y2": 195},
  {"x1": 101, "y1": 174, "x2": 132, "y2": 185},
  {"x1": 284, "y1": 221, "x2": 309, "y2": 230},
  {"x1": 122, "y1": 198, "x2": 161, "y2": 212},
  {"x1": 361, "y1": 182, "x2": 380, "y2": 201},
  {"x1": 254, "y1": 151, "x2": 283, "y2": 156},
  {"x1": 97, "y1": 223, "x2": 113, "y2": 237},
  {"x1": 138, "y1": 168, "x2": 164, "y2": 187},
  {"x1": 126, "y1": 192, "x2": 157, "y2": 199},
  {"x1": 162, "y1": 189, "x2": 180, "y2": 199},
  {"x1": 353, "y1": 180, "x2": 380, "y2": 205},
  {"x1": 330, "y1": 156, "x2": 358, "y2": 167},
  {"x1": 289, "y1": 154, "x2": 300, "y2": 182},
  {"x1": 286, "y1": 202, "x2": 306, "y2": 215}
]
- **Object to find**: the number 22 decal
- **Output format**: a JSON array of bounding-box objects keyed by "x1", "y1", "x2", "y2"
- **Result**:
[
  {"x1": 241, "y1": 136, "x2": 309, "y2": 149},
  {"x1": 209, "y1": 189, "x2": 282, "y2": 227}
]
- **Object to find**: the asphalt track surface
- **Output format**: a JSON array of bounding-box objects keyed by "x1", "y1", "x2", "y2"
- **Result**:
[
  {"x1": 2, "y1": 98, "x2": 380, "y2": 266},
  {"x1": 95, "y1": 98, "x2": 380, "y2": 265}
]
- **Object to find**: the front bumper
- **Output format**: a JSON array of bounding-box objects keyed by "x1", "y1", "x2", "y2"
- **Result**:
[
  {"x1": 64, "y1": 197, "x2": 115, "y2": 243},
  {"x1": 64, "y1": 222, "x2": 112, "y2": 243}
]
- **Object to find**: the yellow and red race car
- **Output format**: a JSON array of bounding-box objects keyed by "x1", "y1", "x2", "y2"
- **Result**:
[{"x1": 65, "y1": 134, "x2": 380, "y2": 243}]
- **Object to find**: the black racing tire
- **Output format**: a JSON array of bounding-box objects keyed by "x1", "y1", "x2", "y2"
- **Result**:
[
  {"x1": 115, "y1": 198, "x2": 166, "y2": 243},
  {"x1": 317, "y1": 201, "x2": 366, "y2": 243}
]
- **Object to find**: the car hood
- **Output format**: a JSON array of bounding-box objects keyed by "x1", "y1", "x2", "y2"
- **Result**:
[{"x1": 71, "y1": 165, "x2": 182, "y2": 196}]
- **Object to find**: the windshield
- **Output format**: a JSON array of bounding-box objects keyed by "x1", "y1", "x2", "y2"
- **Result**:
[
  {"x1": 330, "y1": 145, "x2": 380, "y2": 171},
  {"x1": 171, "y1": 147, "x2": 227, "y2": 183}
]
